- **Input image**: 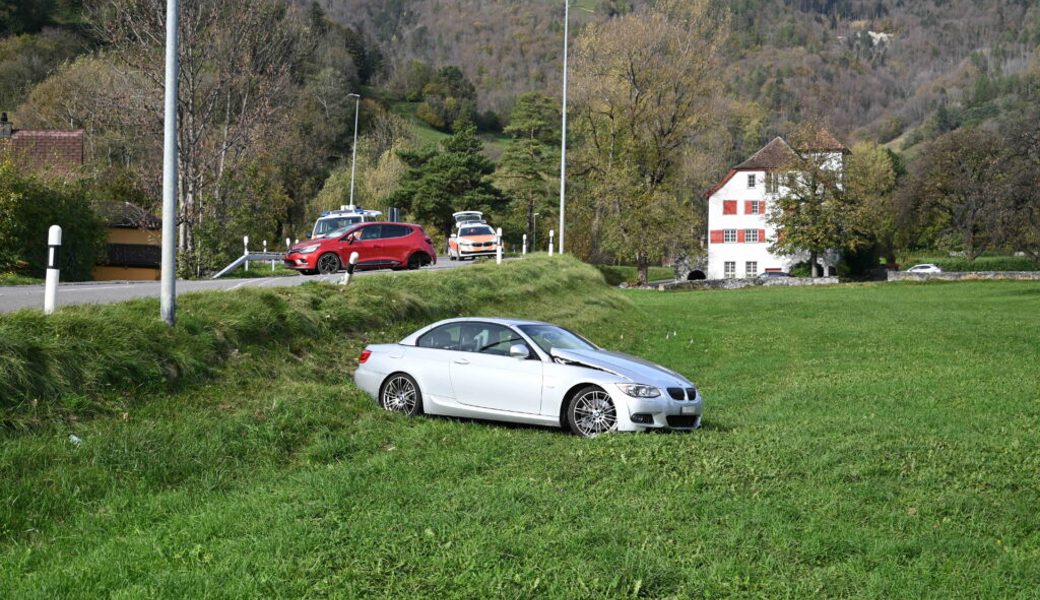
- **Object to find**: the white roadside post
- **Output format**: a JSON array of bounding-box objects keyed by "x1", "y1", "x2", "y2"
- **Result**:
[
  {"x1": 522, "y1": 234, "x2": 527, "y2": 255},
  {"x1": 340, "y1": 251, "x2": 360, "y2": 286},
  {"x1": 264, "y1": 240, "x2": 273, "y2": 271},
  {"x1": 496, "y1": 228, "x2": 503, "y2": 265},
  {"x1": 548, "y1": 230, "x2": 555, "y2": 256},
  {"x1": 43, "y1": 225, "x2": 62, "y2": 315},
  {"x1": 285, "y1": 237, "x2": 291, "y2": 251},
  {"x1": 243, "y1": 236, "x2": 249, "y2": 271}
]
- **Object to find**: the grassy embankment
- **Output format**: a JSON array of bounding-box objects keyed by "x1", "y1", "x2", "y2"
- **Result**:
[
  {"x1": 0, "y1": 273, "x2": 43, "y2": 286},
  {"x1": 2, "y1": 260, "x2": 1039, "y2": 597}
]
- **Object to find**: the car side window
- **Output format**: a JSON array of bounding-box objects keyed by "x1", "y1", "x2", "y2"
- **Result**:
[
  {"x1": 459, "y1": 323, "x2": 530, "y2": 356},
  {"x1": 416, "y1": 324, "x2": 461, "y2": 350},
  {"x1": 360, "y1": 225, "x2": 383, "y2": 241},
  {"x1": 383, "y1": 224, "x2": 411, "y2": 239}
]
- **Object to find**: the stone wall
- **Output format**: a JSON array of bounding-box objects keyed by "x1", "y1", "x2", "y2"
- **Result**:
[
  {"x1": 663, "y1": 276, "x2": 839, "y2": 291},
  {"x1": 887, "y1": 271, "x2": 1040, "y2": 282}
]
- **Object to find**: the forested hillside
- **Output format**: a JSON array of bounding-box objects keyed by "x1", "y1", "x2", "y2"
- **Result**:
[{"x1": 317, "y1": 0, "x2": 1040, "y2": 145}]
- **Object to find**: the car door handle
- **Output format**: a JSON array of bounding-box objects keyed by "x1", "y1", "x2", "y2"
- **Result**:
[{"x1": 453, "y1": 358, "x2": 470, "y2": 365}]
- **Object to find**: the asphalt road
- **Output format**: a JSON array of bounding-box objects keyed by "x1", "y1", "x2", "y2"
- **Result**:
[{"x1": 0, "y1": 259, "x2": 473, "y2": 314}]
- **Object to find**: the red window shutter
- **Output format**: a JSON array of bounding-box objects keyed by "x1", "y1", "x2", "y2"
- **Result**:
[
  {"x1": 759, "y1": 229, "x2": 767, "y2": 243},
  {"x1": 759, "y1": 201, "x2": 767, "y2": 214},
  {"x1": 744, "y1": 200, "x2": 753, "y2": 214},
  {"x1": 723, "y1": 200, "x2": 737, "y2": 215},
  {"x1": 709, "y1": 230, "x2": 723, "y2": 244},
  {"x1": 737, "y1": 230, "x2": 745, "y2": 243}
]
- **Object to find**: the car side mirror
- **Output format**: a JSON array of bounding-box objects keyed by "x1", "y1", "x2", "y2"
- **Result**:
[{"x1": 509, "y1": 343, "x2": 530, "y2": 360}]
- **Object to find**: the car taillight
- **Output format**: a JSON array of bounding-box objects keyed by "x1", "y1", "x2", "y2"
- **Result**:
[{"x1": 358, "y1": 350, "x2": 371, "y2": 364}]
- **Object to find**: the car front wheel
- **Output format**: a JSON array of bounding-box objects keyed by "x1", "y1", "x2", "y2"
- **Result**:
[
  {"x1": 567, "y1": 385, "x2": 617, "y2": 438},
  {"x1": 316, "y1": 252, "x2": 341, "y2": 274},
  {"x1": 380, "y1": 373, "x2": 423, "y2": 416}
]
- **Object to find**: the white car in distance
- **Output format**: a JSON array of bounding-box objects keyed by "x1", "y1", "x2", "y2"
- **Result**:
[
  {"x1": 354, "y1": 318, "x2": 703, "y2": 437},
  {"x1": 906, "y1": 264, "x2": 943, "y2": 274}
]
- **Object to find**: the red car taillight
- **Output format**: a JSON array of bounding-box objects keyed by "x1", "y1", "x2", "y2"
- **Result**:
[{"x1": 358, "y1": 349, "x2": 371, "y2": 364}]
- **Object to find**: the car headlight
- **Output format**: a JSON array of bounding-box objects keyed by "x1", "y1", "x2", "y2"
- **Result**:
[
  {"x1": 616, "y1": 384, "x2": 661, "y2": 398},
  {"x1": 297, "y1": 244, "x2": 321, "y2": 254}
]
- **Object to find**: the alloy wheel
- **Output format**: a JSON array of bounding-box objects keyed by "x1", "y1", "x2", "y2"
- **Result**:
[
  {"x1": 571, "y1": 388, "x2": 617, "y2": 437},
  {"x1": 382, "y1": 375, "x2": 418, "y2": 414}
]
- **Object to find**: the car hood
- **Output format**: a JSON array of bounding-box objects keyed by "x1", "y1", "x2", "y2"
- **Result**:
[
  {"x1": 291, "y1": 238, "x2": 329, "y2": 251},
  {"x1": 458, "y1": 234, "x2": 497, "y2": 242},
  {"x1": 549, "y1": 347, "x2": 692, "y2": 387}
]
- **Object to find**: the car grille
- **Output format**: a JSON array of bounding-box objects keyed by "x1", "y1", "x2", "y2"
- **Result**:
[
  {"x1": 666, "y1": 387, "x2": 684, "y2": 400},
  {"x1": 666, "y1": 415, "x2": 700, "y2": 428},
  {"x1": 686, "y1": 387, "x2": 697, "y2": 399}
]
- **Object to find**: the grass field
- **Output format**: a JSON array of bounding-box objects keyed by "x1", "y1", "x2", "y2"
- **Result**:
[{"x1": 2, "y1": 266, "x2": 1039, "y2": 597}]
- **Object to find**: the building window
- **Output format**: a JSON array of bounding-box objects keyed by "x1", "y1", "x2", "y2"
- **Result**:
[
  {"x1": 724, "y1": 229, "x2": 737, "y2": 243},
  {"x1": 723, "y1": 200, "x2": 737, "y2": 215},
  {"x1": 745, "y1": 261, "x2": 758, "y2": 277},
  {"x1": 765, "y1": 172, "x2": 780, "y2": 193},
  {"x1": 744, "y1": 229, "x2": 759, "y2": 243},
  {"x1": 747, "y1": 173, "x2": 756, "y2": 188},
  {"x1": 746, "y1": 200, "x2": 764, "y2": 215},
  {"x1": 724, "y1": 261, "x2": 736, "y2": 279}
]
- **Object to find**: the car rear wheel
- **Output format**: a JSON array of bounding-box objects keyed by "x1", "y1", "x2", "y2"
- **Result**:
[
  {"x1": 407, "y1": 252, "x2": 428, "y2": 270},
  {"x1": 316, "y1": 252, "x2": 341, "y2": 274},
  {"x1": 567, "y1": 385, "x2": 617, "y2": 438},
  {"x1": 380, "y1": 373, "x2": 423, "y2": 416}
]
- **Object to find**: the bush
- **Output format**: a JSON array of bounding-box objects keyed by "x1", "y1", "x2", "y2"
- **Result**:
[
  {"x1": 906, "y1": 255, "x2": 1040, "y2": 272},
  {"x1": 0, "y1": 161, "x2": 105, "y2": 281}
]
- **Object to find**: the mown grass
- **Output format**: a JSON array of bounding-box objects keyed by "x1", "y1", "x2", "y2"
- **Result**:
[{"x1": 2, "y1": 271, "x2": 1039, "y2": 597}]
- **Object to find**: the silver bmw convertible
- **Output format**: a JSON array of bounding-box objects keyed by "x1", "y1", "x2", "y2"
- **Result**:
[{"x1": 354, "y1": 318, "x2": 703, "y2": 437}]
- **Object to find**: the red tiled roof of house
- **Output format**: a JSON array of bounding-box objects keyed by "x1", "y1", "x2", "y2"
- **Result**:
[
  {"x1": 1, "y1": 129, "x2": 85, "y2": 176},
  {"x1": 795, "y1": 128, "x2": 849, "y2": 153},
  {"x1": 734, "y1": 137, "x2": 801, "y2": 170}
]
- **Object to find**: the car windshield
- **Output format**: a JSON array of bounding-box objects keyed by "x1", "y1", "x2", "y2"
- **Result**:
[
  {"x1": 460, "y1": 226, "x2": 494, "y2": 236},
  {"x1": 314, "y1": 216, "x2": 362, "y2": 236},
  {"x1": 519, "y1": 324, "x2": 597, "y2": 354}
]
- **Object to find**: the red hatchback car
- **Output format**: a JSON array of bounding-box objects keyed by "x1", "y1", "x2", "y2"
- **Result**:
[{"x1": 284, "y1": 222, "x2": 437, "y2": 275}]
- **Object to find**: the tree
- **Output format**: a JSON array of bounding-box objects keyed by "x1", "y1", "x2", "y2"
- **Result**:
[
  {"x1": 900, "y1": 128, "x2": 1009, "y2": 260},
  {"x1": 415, "y1": 65, "x2": 477, "y2": 132},
  {"x1": 766, "y1": 131, "x2": 850, "y2": 278},
  {"x1": 387, "y1": 126, "x2": 502, "y2": 236},
  {"x1": 495, "y1": 93, "x2": 560, "y2": 248},
  {"x1": 570, "y1": 0, "x2": 728, "y2": 285},
  {"x1": 89, "y1": 0, "x2": 302, "y2": 268},
  {"x1": 844, "y1": 141, "x2": 900, "y2": 265}
]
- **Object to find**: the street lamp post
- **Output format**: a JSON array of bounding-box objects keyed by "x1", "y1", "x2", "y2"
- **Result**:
[
  {"x1": 348, "y1": 93, "x2": 361, "y2": 208},
  {"x1": 160, "y1": 0, "x2": 179, "y2": 326},
  {"x1": 558, "y1": 0, "x2": 569, "y2": 255},
  {"x1": 533, "y1": 212, "x2": 540, "y2": 253}
]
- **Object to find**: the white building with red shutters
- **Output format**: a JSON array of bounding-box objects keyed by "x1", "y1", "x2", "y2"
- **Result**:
[{"x1": 705, "y1": 132, "x2": 847, "y2": 279}]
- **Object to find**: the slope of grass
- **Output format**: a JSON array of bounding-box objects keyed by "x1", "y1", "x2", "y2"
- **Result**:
[
  {"x1": 0, "y1": 256, "x2": 616, "y2": 426},
  {"x1": 594, "y1": 264, "x2": 675, "y2": 285},
  {"x1": 2, "y1": 277, "x2": 1040, "y2": 597},
  {"x1": 388, "y1": 101, "x2": 512, "y2": 157},
  {"x1": 0, "y1": 273, "x2": 43, "y2": 286}
]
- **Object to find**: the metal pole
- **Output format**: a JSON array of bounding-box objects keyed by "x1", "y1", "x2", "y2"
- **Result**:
[
  {"x1": 160, "y1": 0, "x2": 179, "y2": 326},
  {"x1": 533, "y1": 212, "x2": 539, "y2": 253},
  {"x1": 348, "y1": 93, "x2": 360, "y2": 209},
  {"x1": 44, "y1": 225, "x2": 62, "y2": 315},
  {"x1": 558, "y1": 0, "x2": 569, "y2": 254}
]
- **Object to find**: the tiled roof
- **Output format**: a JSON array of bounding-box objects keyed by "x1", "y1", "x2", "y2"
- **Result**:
[
  {"x1": 733, "y1": 137, "x2": 801, "y2": 170},
  {"x1": 797, "y1": 128, "x2": 849, "y2": 153},
  {"x1": 1, "y1": 129, "x2": 85, "y2": 175}
]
